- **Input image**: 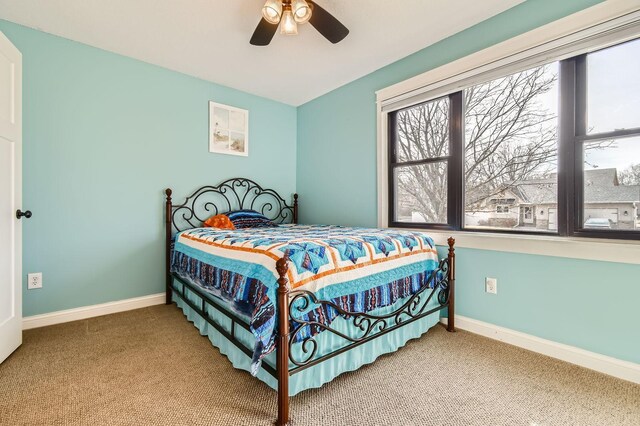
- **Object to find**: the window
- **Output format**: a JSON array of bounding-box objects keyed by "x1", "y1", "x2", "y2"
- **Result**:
[
  {"x1": 582, "y1": 138, "x2": 640, "y2": 231},
  {"x1": 569, "y1": 38, "x2": 640, "y2": 238},
  {"x1": 465, "y1": 64, "x2": 559, "y2": 232},
  {"x1": 389, "y1": 96, "x2": 460, "y2": 227},
  {"x1": 387, "y1": 37, "x2": 640, "y2": 240}
]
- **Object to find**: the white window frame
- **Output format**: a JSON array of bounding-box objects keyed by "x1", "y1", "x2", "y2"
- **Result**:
[{"x1": 376, "y1": 0, "x2": 640, "y2": 264}]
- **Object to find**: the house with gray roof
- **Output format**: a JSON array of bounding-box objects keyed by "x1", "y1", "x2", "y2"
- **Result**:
[{"x1": 465, "y1": 168, "x2": 640, "y2": 231}]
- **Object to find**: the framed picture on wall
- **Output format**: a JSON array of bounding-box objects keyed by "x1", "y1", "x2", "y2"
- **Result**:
[{"x1": 209, "y1": 101, "x2": 249, "y2": 156}]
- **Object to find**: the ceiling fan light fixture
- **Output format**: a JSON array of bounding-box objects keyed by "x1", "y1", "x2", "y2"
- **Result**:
[
  {"x1": 280, "y1": 8, "x2": 298, "y2": 35},
  {"x1": 262, "y1": 0, "x2": 282, "y2": 24},
  {"x1": 291, "y1": 0, "x2": 312, "y2": 23},
  {"x1": 250, "y1": 0, "x2": 348, "y2": 46}
]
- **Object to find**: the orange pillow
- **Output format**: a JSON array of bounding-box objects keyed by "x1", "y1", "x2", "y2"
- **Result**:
[{"x1": 203, "y1": 214, "x2": 235, "y2": 230}]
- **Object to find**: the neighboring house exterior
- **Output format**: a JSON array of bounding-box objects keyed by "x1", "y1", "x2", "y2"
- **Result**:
[{"x1": 465, "y1": 168, "x2": 640, "y2": 231}]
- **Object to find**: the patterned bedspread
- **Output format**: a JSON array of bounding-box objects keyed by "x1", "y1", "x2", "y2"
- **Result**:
[{"x1": 171, "y1": 224, "x2": 439, "y2": 373}]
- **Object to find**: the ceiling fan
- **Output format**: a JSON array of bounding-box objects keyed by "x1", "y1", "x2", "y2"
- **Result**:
[{"x1": 250, "y1": 0, "x2": 349, "y2": 46}]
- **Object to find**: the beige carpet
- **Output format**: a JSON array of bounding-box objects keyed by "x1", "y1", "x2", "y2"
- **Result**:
[{"x1": 0, "y1": 305, "x2": 638, "y2": 426}]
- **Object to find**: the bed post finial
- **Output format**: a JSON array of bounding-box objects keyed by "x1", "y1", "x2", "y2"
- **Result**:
[
  {"x1": 293, "y1": 193, "x2": 299, "y2": 225},
  {"x1": 165, "y1": 188, "x2": 173, "y2": 305},
  {"x1": 447, "y1": 237, "x2": 456, "y2": 332},
  {"x1": 275, "y1": 251, "x2": 290, "y2": 426},
  {"x1": 276, "y1": 252, "x2": 290, "y2": 279}
]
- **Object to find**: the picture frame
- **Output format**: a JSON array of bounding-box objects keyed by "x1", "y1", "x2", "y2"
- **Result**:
[{"x1": 209, "y1": 101, "x2": 249, "y2": 156}]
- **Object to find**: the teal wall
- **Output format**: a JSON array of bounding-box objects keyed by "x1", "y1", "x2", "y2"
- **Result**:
[
  {"x1": 297, "y1": 0, "x2": 640, "y2": 364},
  {"x1": 0, "y1": 20, "x2": 297, "y2": 317}
]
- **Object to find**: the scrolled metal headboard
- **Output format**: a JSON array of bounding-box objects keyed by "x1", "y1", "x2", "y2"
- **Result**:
[{"x1": 165, "y1": 178, "x2": 298, "y2": 234}]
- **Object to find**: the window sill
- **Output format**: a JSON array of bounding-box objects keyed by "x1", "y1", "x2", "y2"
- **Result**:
[{"x1": 390, "y1": 227, "x2": 640, "y2": 265}]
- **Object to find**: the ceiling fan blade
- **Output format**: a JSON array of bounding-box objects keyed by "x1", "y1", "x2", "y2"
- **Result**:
[
  {"x1": 308, "y1": 1, "x2": 349, "y2": 44},
  {"x1": 250, "y1": 18, "x2": 278, "y2": 46}
]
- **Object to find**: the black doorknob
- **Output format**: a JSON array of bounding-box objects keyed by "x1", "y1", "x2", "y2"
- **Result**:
[{"x1": 16, "y1": 209, "x2": 32, "y2": 219}]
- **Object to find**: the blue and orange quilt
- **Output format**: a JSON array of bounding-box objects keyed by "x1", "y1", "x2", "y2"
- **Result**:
[{"x1": 171, "y1": 224, "x2": 440, "y2": 374}]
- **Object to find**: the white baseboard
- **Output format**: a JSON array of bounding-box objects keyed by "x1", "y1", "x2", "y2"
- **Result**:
[
  {"x1": 22, "y1": 293, "x2": 166, "y2": 330},
  {"x1": 441, "y1": 315, "x2": 640, "y2": 385}
]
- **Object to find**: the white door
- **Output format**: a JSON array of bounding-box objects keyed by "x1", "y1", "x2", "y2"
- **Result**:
[
  {"x1": 0, "y1": 31, "x2": 22, "y2": 364},
  {"x1": 548, "y1": 208, "x2": 557, "y2": 231}
]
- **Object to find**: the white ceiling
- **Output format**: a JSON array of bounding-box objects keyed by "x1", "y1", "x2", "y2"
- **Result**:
[{"x1": 0, "y1": 0, "x2": 523, "y2": 106}]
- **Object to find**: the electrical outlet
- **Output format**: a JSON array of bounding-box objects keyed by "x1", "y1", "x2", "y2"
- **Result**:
[
  {"x1": 485, "y1": 277, "x2": 497, "y2": 294},
  {"x1": 28, "y1": 273, "x2": 43, "y2": 289}
]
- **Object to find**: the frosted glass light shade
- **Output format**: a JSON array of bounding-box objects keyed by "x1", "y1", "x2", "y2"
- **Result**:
[
  {"x1": 262, "y1": 0, "x2": 282, "y2": 24},
  {"x1": 280, "y1": 9, "x2": 298, "y2": 35},
  {"x1": 291, "y1": 0, "x2": 312, "y2": 23}
]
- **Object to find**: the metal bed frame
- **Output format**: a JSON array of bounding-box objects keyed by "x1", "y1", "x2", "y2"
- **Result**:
[{"x1": 164, "y1": 178, "x2": 456, "y2": 426}]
